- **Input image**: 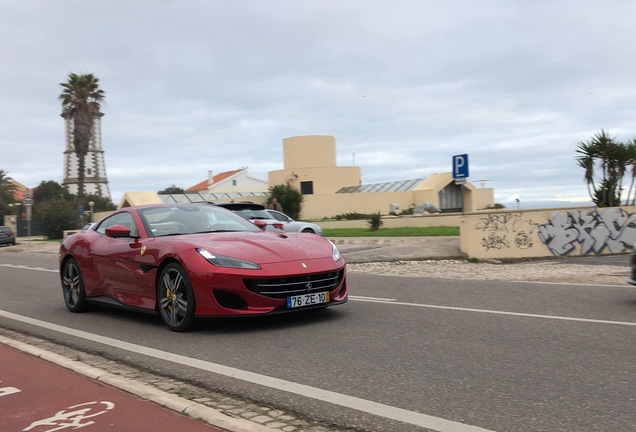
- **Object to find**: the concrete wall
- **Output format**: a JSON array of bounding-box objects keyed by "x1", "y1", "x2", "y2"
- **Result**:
[
  {"x1": 297, "y1": 187, "x2": 495, "y2": 220},
  {"x1": 319, "y1": 204, "x2": 636, "y2": 260},
  {"x1": 460, "y1": 205, "x2": 636, "y2": 259},
  {"x1": 318, "y1": 213, "x2": 464, "y2": 229},
  {"x1": 301, "y1": 191, "x2": 415, "y2": 219}
]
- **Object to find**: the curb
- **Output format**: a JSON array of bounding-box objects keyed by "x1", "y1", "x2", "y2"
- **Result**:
[{"x1": 0, "y1": 335, "x2": 275, "y2": 432}]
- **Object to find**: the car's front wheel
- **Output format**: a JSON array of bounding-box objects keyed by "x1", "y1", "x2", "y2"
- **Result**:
[
  {"x1": 61, "y1": 258, "x2": 89, "y2": 312},
  {"x1": 158, "y1": 263, "x2": 196, "y2": 332}
]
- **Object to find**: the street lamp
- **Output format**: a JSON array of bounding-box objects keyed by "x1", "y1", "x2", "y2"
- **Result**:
[{"x1": 88, "y1": 201, "x2": 95, "y2": 223}]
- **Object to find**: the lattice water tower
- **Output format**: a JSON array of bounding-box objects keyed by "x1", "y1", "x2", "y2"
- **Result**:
[{"x1": 61, "y1": 111, "x2": 111, "y2": 200}]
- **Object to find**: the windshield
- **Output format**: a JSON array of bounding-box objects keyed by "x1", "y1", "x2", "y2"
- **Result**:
[{"x1": 139, "y1": 205, "x2": 261, "y2": 237}]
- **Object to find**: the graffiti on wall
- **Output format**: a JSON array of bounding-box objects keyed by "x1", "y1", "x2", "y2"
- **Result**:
[
  {"x1": 537, "y1": 207, "x2": 636, "y2": 256},
  {"x1": 475, "y1": 213, "x2": 538, "y2": 251}
]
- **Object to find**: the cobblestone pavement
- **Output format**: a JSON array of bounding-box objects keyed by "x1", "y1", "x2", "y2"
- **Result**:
[{"x1": 347, "y1": 259, "x2": 631, "y2": 286}]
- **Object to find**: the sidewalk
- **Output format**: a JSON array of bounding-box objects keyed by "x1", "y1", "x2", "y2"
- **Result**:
[
  {"x1": 4, "y1": 236, "x2": 467, "y2": 263},
  {"x1": 3, "y1": 236, "x2": 629, "y2": 267},
  {"x1": 0, "y1": 335, "x2": 276, "y2": 432},
  {"x1": 331, "y1": 236, "x2": 464, "y2": 263},
  {"x1": 1, "y1": 340, "x2": 227, "y2": 432}
]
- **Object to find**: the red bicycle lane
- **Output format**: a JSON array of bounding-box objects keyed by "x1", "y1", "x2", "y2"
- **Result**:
[{"x1": 0, "y1": 342, "x2": 226, "y2": 432}]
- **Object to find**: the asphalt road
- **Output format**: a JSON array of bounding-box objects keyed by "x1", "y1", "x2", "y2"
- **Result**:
[{"x1": 1, "y1": 251, "x2": 635, "y2": 432}]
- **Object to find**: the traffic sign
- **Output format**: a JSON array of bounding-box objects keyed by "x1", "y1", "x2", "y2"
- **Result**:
[
  {"x1": 23, "y1": 198, "x2": 33, "y2": 208},
  {"x1": 453, "y1": 154, "x2": 469, "y2": 179},
  {"x1": 23, "y1": 189, "x2": 32, "y2": 198}
]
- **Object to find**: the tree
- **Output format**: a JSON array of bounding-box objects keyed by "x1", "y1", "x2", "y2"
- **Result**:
[
  {"x1": 32, "y1": 199, "x2": 77, "y2": 239},
  {"x1": 626, "y1": 139, "x2": 636, "y2": 205},
  {"x1": 0, "y1": 169, "x2": 16, "y2": 218},
  {"x1": 158, "y1": 184, "x2": 185, "y2": 194},
  {"x1": 30, "y1": 181, "x2": 115, "y2": 235},
  {"x1": 268, "y1": 184, "x2": 304, "y2": 220},
  {"x1": 33, "y1": 180, "x2": 73, "y2": 203},
  {"x1": 84, "y1": 193, "x2": 116, "y2": 217},
  {"x1": 576, "y1": 130, "x2": 631, "y2": 207},
  {"x1": 59, "y1": 73, "x2": 105, "y2": 226}
]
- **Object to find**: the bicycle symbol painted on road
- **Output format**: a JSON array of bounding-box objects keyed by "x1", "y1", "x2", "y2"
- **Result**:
[{"x1": 22, "y1": 401, "x2": 115, "y2": 431}]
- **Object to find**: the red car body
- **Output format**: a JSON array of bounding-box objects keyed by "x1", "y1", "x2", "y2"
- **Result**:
[{"x1": 59, "y1": 204, "x2": 347, "y2": 331}]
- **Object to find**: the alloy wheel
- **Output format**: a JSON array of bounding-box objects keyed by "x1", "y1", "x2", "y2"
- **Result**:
[{"x1": 158, "y1": 264, "x2": 195, "y2": 331}]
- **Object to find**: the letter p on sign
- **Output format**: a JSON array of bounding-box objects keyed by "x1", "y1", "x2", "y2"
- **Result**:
[{"x1": 453, "y1": 154, "x2": 469, "y2": 179}]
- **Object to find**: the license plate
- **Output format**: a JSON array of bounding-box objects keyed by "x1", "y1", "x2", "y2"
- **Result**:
[{"x1": 287, "y1": 291, "x2": 329, "y2": 308}]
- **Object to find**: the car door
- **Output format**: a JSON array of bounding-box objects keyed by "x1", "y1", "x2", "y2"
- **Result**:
[
  {"x1": 266, "y1": 210, "x2": 297, "y2": 232},
  {"x1": 91, "y1": 211, "x2": 157, "y2": 310}
]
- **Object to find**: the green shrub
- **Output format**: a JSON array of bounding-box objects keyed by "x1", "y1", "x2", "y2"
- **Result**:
[
  {"x1": 268, "y1": 184, "x2": 304, "y2": 220},
  {"x1": 367, "y1": 212, "x2": 383, "y2": 231},
  {"x1": 335, "y1": 212, "x2": 372, "y2": 221}
]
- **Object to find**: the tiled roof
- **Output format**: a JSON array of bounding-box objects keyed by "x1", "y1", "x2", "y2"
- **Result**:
[{"x1": 185, "y1": 169, "x2": 245, "y2": 191}]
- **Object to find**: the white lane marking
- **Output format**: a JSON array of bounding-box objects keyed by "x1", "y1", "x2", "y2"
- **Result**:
[
  {"x1": 515, "y1": 280, "x2": 628, "y2": 288},
  {"x1": 0, "y1": 263, "x2": 58, "y2": 273},
  {"x1": 0, "y1": 310, "x2": 492, "y2": 432},
  {"x1": 350, "y1": 298, "x2": 636, "y2": 326},
  {"x1": 349, "y1": 295, "x2": 396, "y2": 301}
]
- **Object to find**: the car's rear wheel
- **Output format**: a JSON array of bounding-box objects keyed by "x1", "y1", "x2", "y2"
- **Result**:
[
  {"x1": 61, "y1": 258, "x2": 89, "y2": 312},
  {"x1": 301, "y1": 228, "x2": 315, "y2": 233},
  {"x1": 158, "y1": 263, "x2": 196, "y2": 332}
]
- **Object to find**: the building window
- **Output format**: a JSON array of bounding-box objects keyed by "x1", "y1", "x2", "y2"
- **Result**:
[
  {"x1": 300, "y1": 181, "x2": 313, "y2": 195},
  {"x1": 232, "y1": 180, "x2": 237, "y2": 186},
  {"x1": 86, "y1": 168, "x2": 92, "y2": 175}
]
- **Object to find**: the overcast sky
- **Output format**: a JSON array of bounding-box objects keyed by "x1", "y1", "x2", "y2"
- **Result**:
[{"x1": 2, "y1": 1, "x2": 636, "y2": 207}]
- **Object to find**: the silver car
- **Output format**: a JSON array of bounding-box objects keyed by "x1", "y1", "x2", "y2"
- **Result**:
[
  {"x1": 212, "y1": 202, "x2": 284, "y2": 232},
  {"x1": 266, "y1": 210, "x2": 323, "y2": 235}
]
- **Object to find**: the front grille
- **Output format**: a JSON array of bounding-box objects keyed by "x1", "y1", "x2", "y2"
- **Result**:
[{"x1": 244, "y1": 270, "x2": 344, "y2": 299}]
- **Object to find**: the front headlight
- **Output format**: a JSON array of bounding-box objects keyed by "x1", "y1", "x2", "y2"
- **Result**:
[
  {"x1": 197, "y1": 248, "x2": 261, "y2": 270},
  {"x1": 329, "y1": 240, "x2": 342, "y2": 262}
]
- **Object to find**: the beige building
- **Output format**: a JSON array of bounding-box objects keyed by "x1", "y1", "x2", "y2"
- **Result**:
[
  {"x1": 268, "y1": 135, "x2": 494, "y2": 219},
  {"x1": 147, "y1": 135, "x2": 495, "y2": 220}
]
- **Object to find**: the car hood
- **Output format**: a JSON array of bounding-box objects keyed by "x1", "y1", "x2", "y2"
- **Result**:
[{"x1": 167, "y1": 232, "x2": 335, "y2": 264}]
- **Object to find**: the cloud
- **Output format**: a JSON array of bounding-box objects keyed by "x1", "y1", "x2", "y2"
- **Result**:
[{"x1": 2, "y1": 1, "x2": 636, "y2": 206}]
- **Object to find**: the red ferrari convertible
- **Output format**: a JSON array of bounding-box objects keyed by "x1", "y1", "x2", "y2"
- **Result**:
[{"x1": 59, "y1": 204, "x2": 348, "y2": 331}]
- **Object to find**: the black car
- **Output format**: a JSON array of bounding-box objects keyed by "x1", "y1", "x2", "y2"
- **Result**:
[{"x1": 0, "y1": 226, "x2": 16, "y2": 246}]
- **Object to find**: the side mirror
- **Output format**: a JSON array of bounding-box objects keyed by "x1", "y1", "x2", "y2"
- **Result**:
[
  {"x1": 253, "y1": 220, "x2": 268, "y2": 231},
  {"x1": 105, "y1": 225, "x2": 132, "y2": 238}
]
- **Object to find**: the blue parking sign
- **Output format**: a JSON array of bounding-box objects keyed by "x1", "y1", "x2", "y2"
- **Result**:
[{"x1": 453, "y1": 154, "x2": 469, "y2": 179}]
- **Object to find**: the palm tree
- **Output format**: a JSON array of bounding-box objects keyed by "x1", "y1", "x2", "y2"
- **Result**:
[
  {"x1": 625, "y1": 139, "x2": 636, "y2": 205},
  {"x1": 59, "y1": 73, "x2": 105, "y2": 224},
  {"x1": 577, "y1": 130, "x2": 632, "y2": 207},
  {"x1": 576, "y1": 141, "x2": 597, "y2": 202},
  {"x1": 0, "y1": 169, "x2": 16, "y2": 215}
]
